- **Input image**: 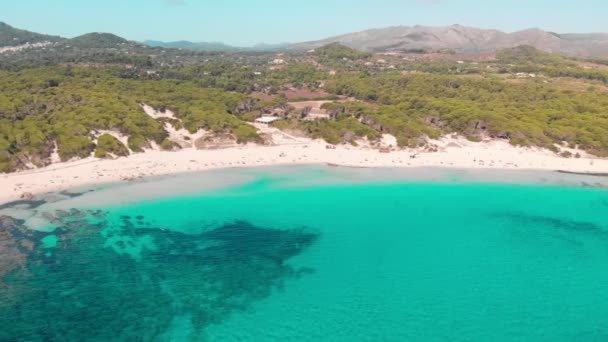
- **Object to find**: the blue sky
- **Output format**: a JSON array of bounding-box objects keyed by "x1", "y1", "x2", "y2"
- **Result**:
[{"x1": 2, "y1": 0, "x2": 607, "y2": 45}]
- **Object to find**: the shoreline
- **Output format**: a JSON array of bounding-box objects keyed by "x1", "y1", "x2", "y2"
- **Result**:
[{"x1": 2, "y1": 138, "x2": 608, "y2": 205}]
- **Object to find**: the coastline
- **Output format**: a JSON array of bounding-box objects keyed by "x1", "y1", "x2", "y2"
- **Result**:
[{"x1": 2, "y1": 137, "x2": 608, "y2": 205}]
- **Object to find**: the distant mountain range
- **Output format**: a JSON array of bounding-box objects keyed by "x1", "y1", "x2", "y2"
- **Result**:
[
  {"x1": 3, "y1": 21, "x2": 608, "y2": 57},
  {"x1": 0, "y1": 21, "x2": 286, "y2": 52},
  {"x1": 290, "y1": 24, "x2": 608, "y2": 58},
  {"x1": 143, "y1": 40, "x2": 289, "y2": 52}
]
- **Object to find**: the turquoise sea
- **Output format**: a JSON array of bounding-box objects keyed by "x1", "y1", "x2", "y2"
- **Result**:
[{"x1": 1, "y1": 166, "x2": 608, "y2": 341}]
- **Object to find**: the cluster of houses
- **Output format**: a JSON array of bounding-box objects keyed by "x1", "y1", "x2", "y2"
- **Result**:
[{"x1": 0, "y1": 41, "x2": 52, "y2": 54}]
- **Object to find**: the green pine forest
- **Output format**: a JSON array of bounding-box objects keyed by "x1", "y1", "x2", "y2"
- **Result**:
[{"x1": 1, "y1": 41, "x2": 608, "y2": 173}]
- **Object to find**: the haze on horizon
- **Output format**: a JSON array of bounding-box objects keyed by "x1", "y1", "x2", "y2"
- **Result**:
[{"x1": 3, "y1": 0, "x2": 608, "y2": 46}]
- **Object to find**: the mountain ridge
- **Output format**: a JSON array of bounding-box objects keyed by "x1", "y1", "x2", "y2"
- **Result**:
[
  {"x1": 3, "y1": 21, "x2": 608, "y2": 57},
  {"x1": 144, "y1": 40, "x2": 289, "y2": 52},
  {"x1": 289, "y1": 24, "x2": 608, "y2": 57}
]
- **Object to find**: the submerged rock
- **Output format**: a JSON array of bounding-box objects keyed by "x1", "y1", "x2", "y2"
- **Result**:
[
  {"x1": 0, "y1": 213, "x2": 320, "y2": 341},
  {"x1": 54, "y1": 209, "x2": 70, "y2": 218}
]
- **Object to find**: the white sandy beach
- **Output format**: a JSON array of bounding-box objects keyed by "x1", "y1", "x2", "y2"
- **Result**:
[{"x1": 1, "y1": 132, "x2": 607, "y2": 205}]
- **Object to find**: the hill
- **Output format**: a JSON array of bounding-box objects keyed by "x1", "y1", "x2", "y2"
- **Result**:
[
  {"x1": 314, "y1": 42, "x2": 371, "y2": 60},
  {"x1": 0, "y1": 22, "x2": 64, "y2": 47},
  {"x1": 69, "y1": 32, "x2": 142, "y2": 49},
  {"x1": 290, "y1": 25, "x2": 608, "y2": 58},
  {"x1": 0, "y1": 22, "x2": 147, "y2": 52},
  {"x1": 495, "y1": 45, "x2": 573, "y2": 66},
  {"x1": 0, "y1": 24, "x2": 213, "y2": 69}
]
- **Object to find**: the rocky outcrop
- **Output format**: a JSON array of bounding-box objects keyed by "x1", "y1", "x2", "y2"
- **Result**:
[{"x1": 0, "y1": 215, "x2": 30, "y2": 280}]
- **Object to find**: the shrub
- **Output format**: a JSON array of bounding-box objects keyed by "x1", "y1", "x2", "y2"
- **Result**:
[
  {"x1": 128, "y1": 135, "x2": 148, "y2": 152},
  {"x1": 232, "y1": 124, "x2": 262, "y2": 144},
  {"x1": 57, "y1": 136, "x2": 95, "y2": 161},
  {"x1": 95, "y1": 134, "x2": 129, "y2": 158},
  {"x1": 160, "y1": 138, "x2": 180, "y2": 151}
]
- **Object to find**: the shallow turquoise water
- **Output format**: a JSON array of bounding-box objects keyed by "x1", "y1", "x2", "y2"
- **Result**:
[{"x1": 1, "y1": 168, "x2": 608, "y2": 341}]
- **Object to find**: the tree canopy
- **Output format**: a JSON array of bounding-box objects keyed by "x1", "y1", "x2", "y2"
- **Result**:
[
  {"x1": 322, "y1": 73, "x2": 608, "y2": 154},
  {"x1": 0, "y1": 66, "x2": 256, "y2": 172}
]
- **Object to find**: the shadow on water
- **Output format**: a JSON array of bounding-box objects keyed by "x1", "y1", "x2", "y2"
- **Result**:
[
  {"x1": 0, "y1": 210, "x2": 319, "y2": 341},
  {"x1": 493, "y1": 213, "x2": 606, "y2": 234},
  {"x1": 490, "y1": 212, "x2": 608, "y2": 246}
]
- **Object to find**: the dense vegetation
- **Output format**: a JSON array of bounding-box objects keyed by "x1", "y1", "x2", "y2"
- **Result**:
[
  {"x1": 0, "y1": 66, "x2": 257, "y2": 172},
  {"x1": 94, "y1": 134, "x2": 129, "y2": 158},
  {"x1": 170, "y1": 62, "x2": 326, "y2": 93},
  {"x1": 494, "y1": 46, "x2": 608, "y2": 85},
  {"x1": 323, "y1": 73, "x2": 608, "y2": 154},
  {"x1": 0, "y1": 22, "x2": 63, "y2": 47},
  {"x1": 314, "y1": 43, "x2": 372, "y2": 61},
  {"x1": 2, "y1": 25, "x2": 608, "y2": 174},
  {"x1": 69, "y1": 33, "x2": 132, "y2": 49},
  {"x1": 496, "y1": 45, "x2": 573, "y2": 66}
]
